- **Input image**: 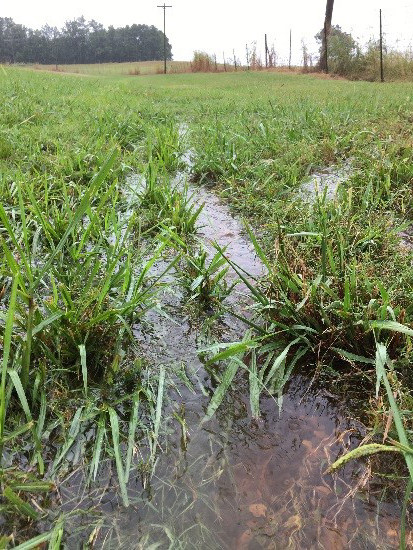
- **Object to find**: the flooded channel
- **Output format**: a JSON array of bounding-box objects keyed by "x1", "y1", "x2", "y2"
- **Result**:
[{"x1": 56, "y1": 151, "x2": 411, "y2": 549}]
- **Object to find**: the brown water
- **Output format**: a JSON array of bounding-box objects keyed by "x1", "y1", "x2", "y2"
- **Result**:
[{"x1": 56, "y1": 159, "x2": 410, "y2": 548}]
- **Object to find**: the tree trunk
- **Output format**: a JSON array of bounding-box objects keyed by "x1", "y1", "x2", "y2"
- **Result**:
[{"x1": 319, "y1": 0, "x2": 334, "y2": 71}]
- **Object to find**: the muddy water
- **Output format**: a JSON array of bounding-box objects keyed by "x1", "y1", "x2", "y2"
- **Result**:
[
  {"x1": 55, "y1": 157, "x2": 410, "y2": 548},
  {"x1": 300, "y1": 161, "x2": 352, "y2": 202},
  {"x1": 72, "y1": 165, "x2": 408, "y2": 549}
]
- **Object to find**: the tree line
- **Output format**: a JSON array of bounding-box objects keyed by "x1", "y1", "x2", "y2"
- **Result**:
[{"x1": 0, "y1": 16, "x2": 173, "y2": 64}]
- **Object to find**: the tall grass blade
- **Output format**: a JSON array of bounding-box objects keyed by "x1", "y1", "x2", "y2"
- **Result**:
[
  {"x1": 249, "y1": 350, "x2": 260, "y2": 419},
  {"x1": 52, "y1": 407, "x2": 83, "y2": 473},
  {"x1": 79, "y1": 345, "x2": 87, "y2": 397},
  {"x1": 89, "y1": 412, "x2": 106, "y2": 483},
  {"x1": 0, "y1": 277, "x2": 18, "y2": 456},
  {"x1": 125, "y1": 392, "x2": 140, "y2": 483},
  {"x1": 108, "y1": 407, "x2": 129, "y2": 507},
  {"x1": 10, "y1": 532, "x2": 53, "y2": 550},
  {"x1": 375, "y1": 343, "x2": 413, "y2": 482},
  {"x1": 3, "y1": 486, "x2": 39, "y2": 520},
  {"x1": 152, "y1": 366, "x2": 165, "y2": 459}
]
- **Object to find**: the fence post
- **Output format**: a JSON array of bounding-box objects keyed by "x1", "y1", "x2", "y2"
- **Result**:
[
  {"x1": 265, "y1": 34, "x2": 268, "y2": 68},
  {"x1": 380, "y1": 9, "x2": 384, "y2": 82},
  {"x1": 289, "y1": 29, "x2": 292, "y2": 70}
]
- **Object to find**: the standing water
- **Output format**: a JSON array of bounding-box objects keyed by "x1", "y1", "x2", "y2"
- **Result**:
[{"x1": 58, "y1": 141, "x2": 409, "y2": 549}]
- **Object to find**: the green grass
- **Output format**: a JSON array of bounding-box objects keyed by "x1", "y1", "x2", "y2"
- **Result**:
[{"x1": 0, "y1": 66, "x2": 413, "y2": 547}]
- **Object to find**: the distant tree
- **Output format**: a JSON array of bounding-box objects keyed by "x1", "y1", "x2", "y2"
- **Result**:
[
  {"x1": 319, "y1": 0, "x2": 334, "y2": 71},
  {"x1": 0, "y1": 16, "x2": 172, "y2": 65},
  {"x1": 316, "y1": 25, "x2": 360, "y2": 75}
]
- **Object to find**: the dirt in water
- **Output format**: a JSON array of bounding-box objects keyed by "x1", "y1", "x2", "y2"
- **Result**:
[
  {"x1": 399, "y1": 225, "x2": 413, "y2": 250},
  {"x1": 57, "y1": 160, "x2": 410, "y2": 549}
]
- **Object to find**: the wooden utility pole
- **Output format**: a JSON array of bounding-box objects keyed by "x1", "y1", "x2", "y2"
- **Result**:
[
  {"x1": 289, "y1": 29, "x2": 292, "y2": 69},
  {"x1": 379, "y1": 9, "x2": 384, "y2": 82},
  {"x1": 324, "y1": 22, "x2": 328, "y2": 73},
  {"x1": 157, "y1": 3, "x2": 172, "y2": 74},
  {"x1": 265, "y1": 34, "x2": 268, "y2": 68}
]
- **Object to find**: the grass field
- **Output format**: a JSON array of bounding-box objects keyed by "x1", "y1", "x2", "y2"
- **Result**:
[
  {"x1": 1, "y1": 66, "x2": 413, "y2": 547},
  {"x1": 20, "y1": 60, "x2": 193, "y2": 76}
]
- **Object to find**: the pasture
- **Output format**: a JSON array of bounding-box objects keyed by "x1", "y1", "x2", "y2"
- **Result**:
[{"x1": 1, "y1": 66, "x2": 413, "y2": 548}]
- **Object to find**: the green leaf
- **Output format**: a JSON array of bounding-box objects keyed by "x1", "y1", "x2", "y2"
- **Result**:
[
  {"x1": 108, "y1": 407, "x2": 129, "y2": 507},
  {"x1": 0, "y1": 277, "x2": 18, "y2": 451},
  {"x1": 205, "y1": 341, "x2": 257, "y2": 366},
  {"x1": 326, "y1": 443, "x2": 400, "y2": 473},
  {"x1": 11, "y1": 532, "x2": 52, "y2": 550},
  {"x1": 370, "y1": 320, "x2": 413, "y2": 337},
  {"x1": 3, "y1": 486, "x2": 39, "y2": 519},
  {"x1": 79, "y1": 344, "x2": 87, "y2": 397}
]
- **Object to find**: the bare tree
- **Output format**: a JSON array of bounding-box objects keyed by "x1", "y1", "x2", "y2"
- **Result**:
[{"x1": 319, "y1": 0, "x2": 334, "y2": 71}]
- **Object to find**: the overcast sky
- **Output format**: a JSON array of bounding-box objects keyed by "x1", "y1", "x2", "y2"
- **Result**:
[{"x1": 2, "y1": 1, "x2": 412, "y2": 64}]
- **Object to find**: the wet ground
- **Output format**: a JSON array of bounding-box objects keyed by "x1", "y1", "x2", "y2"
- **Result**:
[
  {"x1": 300, "y1": 160, "x2": 353, "y2": 203},
  {"x1": 53, "y1": 158, "x2": 413, "y2": 549}
]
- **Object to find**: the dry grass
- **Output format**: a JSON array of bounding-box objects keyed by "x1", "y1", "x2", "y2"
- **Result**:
[{"x1": 19, "y1": 60, "x2": 191, "y2": 76}]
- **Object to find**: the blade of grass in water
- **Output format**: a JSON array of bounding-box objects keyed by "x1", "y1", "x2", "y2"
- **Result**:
[
  {"x1": 108, "y1": 407, "x2": 129, "y2": 507},
  {"x1": 152, "y1": 366, "x2": 166, "y2": 462},
  {"x1": 10, "y1": 532, "x2": 53, "y2": 550},
  {"x1": 3, "y1": 486, "x2": 39, "y2": 520},
  {"x1": 79, "y1": 344, "x2": 87, "y2": 397},
  {"x1": 89, "y1": 412, "x2": 106, "y2": 483},
  {"x1": 375, "y1": 343, "x2": 413, "y2": 481},
  {"x1": 8, "y1": 370, "x2": 44, "y2": 474},
  {"x1": 125, "y1": 392, "x2": 140, "y2": 483},
  {"x1": 52, "y1": 407, "x2": 83, "y2": 473}
]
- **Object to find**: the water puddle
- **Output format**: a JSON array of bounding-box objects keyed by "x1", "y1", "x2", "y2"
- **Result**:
[
  {"x1": 56, "y1": 142, "x2": 410, "y2": 549},
  {"x1": 300, "y1": 161, "x2": 352, "y2": 202},
  {"x1": 399, "y1": 226, "x2": 413, "y2": 250}
]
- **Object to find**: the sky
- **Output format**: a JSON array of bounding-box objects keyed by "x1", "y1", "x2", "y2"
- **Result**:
[{"x1": 2, "y1": 0, "x2": 413, "y2": 64}]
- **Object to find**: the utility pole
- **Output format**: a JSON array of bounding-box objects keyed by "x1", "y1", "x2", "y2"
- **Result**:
[
  {"x1": 157, "y1": 3, "x2": 172, "y2": 74},
  {"x1": 223, "y1": 51, "x2": 227, "y2": 72},
  {"x1": 233, "y1": 49, "x2": 237, "y2": 71},
  {"x1": 246, "y1": 43, "x2": 250, "y2": 70},
  {"x1": 289, "y1": 29, "x2": 292, "y2": 70},
  {"x1": 379, "y1": 9, "x2": 384, "y2": 82}
]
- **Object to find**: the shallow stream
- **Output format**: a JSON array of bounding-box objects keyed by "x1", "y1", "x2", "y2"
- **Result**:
[{"x1": 57, "y1": 152, "x2": 410, "y2": 549}]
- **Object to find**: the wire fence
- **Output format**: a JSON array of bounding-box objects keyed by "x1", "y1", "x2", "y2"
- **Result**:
[{"x1": 212, "y1": 7, "x2": 412, "y2": 80}]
